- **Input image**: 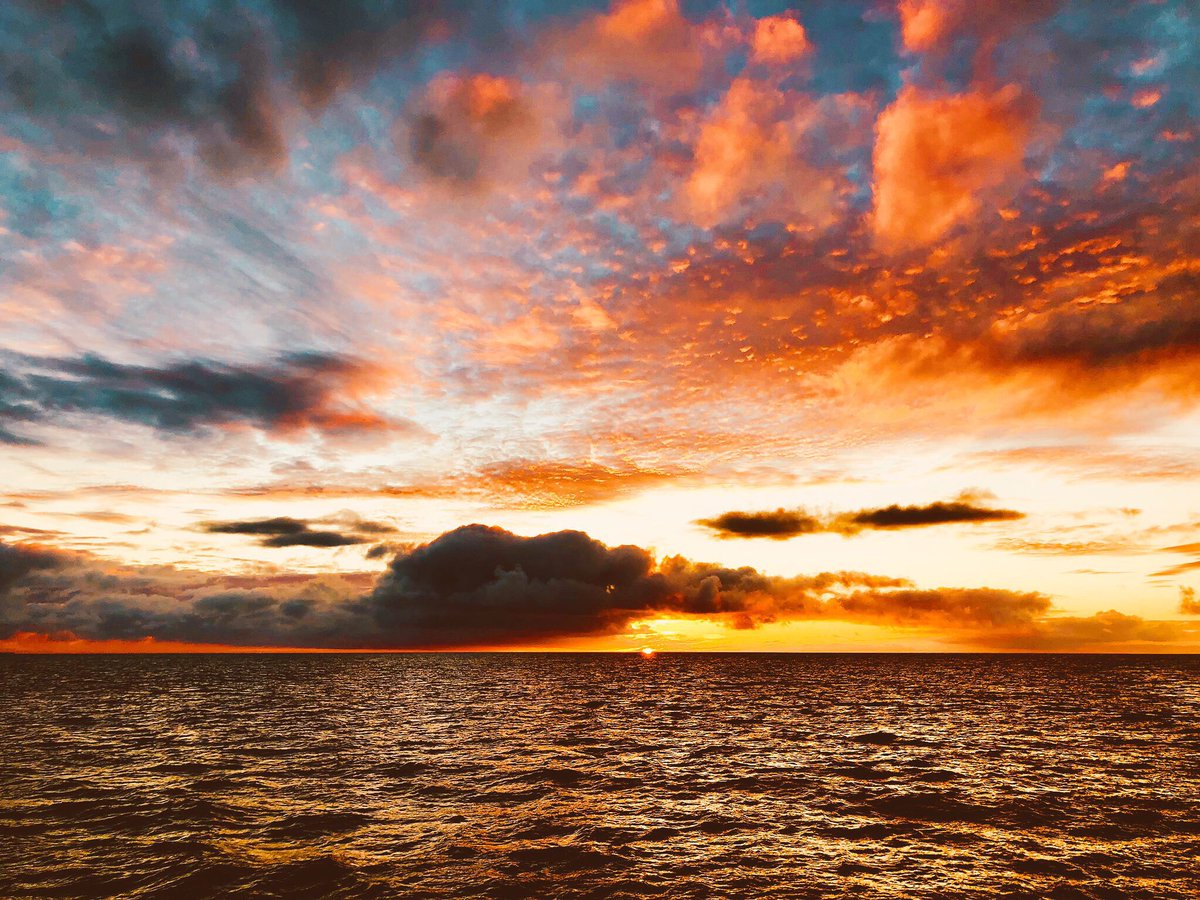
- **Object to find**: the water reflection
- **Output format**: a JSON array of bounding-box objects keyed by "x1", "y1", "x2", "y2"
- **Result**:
[{"x1": 1, "y1": 653, "x2": 1197, "y2": 897}]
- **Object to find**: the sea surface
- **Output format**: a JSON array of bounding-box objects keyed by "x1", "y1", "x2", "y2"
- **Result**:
[{"x1": 1, "y1": 653, "x2": 1197, "y2": 899}]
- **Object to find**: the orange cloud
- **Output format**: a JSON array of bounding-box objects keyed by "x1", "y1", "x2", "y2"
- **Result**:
[
  {"x1": 898, "y1": 0, "x2": 948, "y2": 53},
  {"x1": 1181, "y1": 587, "x2": 1200, "y2": 615},
  {"x1": 549, "y1": 0, "x2": 724, "y2": 95},
  {"x1": 896, "y1": 0, "x2": 1058, "y2": 59},
  {"x1": 685, "y1": 79, "x2": 839, "y2": 228},
  {"x1": 872, "y1": 84, "x2": 1034, "y2": 247},
  {"x1": 749, "y1": 13, "x2": 810, "y2": 65}
]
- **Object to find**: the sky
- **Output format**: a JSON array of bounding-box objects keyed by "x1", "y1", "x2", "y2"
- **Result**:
[{"x1": 1, "y1": 0, "x2": 1199, "y2": 653}]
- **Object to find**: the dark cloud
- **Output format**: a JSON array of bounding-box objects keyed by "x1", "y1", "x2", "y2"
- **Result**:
[
  {"x1": 206, "y1": 517, "x2": 309, "y2": 536},
  {"x1": 98, "y1": 27, "x2": 193, "y2": 123},
  {"x1": 845, "y1": 502, "x2": 1025, "y2": 530},
  {"x1": 363, "y1": 525, "x2": 1035, "y2": 646},
  {"x1": 406, "y1": 73, "x2": 542, "y2": 190},
  {"x1": 0, "y1": 539, "x2": 373, "y2": 645},
  {"x1": 0, "y1": 352, "x2": 410, "y2": 442},
  {"x1": 1, "y1": 0, "x2": 513, "y2": 173},
  {"x1": 697, "y1": 509, "x2": 821, "y2": 539},
  {"x1": 205, "y1": 516, "x2": 374, "y2": 549},
  {"x1": 992, "y1": 272, "x2": 1200, "y2": 369},
  {"x1": 699, "y1": 500, "x2": 1023, "y2": 539},
  {"x1": 0, "y1": 542, "x2": 65, "y2": 595}
]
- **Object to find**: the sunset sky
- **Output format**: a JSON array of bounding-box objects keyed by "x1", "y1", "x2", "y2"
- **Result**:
[{"x1": 2, "y1": 0, "x2": 1199, "y2": 652}]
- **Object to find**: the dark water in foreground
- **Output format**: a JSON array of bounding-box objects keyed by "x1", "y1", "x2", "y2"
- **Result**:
[{"x1": 1, "y1": 654, "x2": 1198, "y2": 899}]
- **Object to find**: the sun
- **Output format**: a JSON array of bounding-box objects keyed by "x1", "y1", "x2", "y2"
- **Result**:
[{"x1": 640, "y1": 647, "x2": 656, "y2": 657}]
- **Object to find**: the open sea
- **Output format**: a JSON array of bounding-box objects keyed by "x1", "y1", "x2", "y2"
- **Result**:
[{"x1": 1, "y1": 653, "x2": 1197, "y2": 899}]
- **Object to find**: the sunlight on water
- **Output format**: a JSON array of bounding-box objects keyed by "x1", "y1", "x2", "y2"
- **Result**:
[{"x1": 1, "y1": 653, "x2": 1197, "y2": 898}]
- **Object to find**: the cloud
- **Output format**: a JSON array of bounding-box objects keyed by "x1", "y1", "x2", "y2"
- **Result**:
[
  {"x1": 465, "y1": 459, "x2": 684, "y2": 509},
  {"x1": 204, "y1": 515, "x2": 382, "y2": 549},
  {"x1": 227, "y1": 458, "x2": 687, "y2": 510},
  {"x1": 1181, "y1": 587, "x2": 1200, "y2": 615},
  {"x1": 0, "y1": 541, "x2": 64, "y2": 595},
  {"x1": 405, "y1": 72, "x2": 553, "y2": 190},
  {"x1": 699, "y1": 500, "x2": 1023, "y2": 539},
  {"x1": 872, "y1": 84, "x2": 1035, "y2": 247},
  {"x1": 0, "y1": 0, "x2": 510, "y2": 174},
  {"x1": 697, "y1": 509, "x2": 821, "y2": 540},
  {"x1": 749, "y1": 13, "x2": 810, "y2": 66},
  {"x1": 683, "y1": 78, "x2": 840, "y2": 228},
  {"x1": 844, "y1": 501, "x2": 1024, "y2": 530},
  {"x1": 984, "y1": 610, "x2": 1195, "y2": 651},
  {"x1": 0, "y1": 539, "x2": 375, "y2": 647},
  {"x1": 994, "y1": 539, "x2": 1134, "y2": 556},
  {"x1": 4, "y1": 528, "x2": 1195, "y2": 651},
  {"x1": 896, "y1": 0, "x2": 1060, "y2": 58},
  {"x1": 550, "y1": 0, "x2": 713, "y2": 95},
  {"x1": 836, "y1": 586, "x2": 1049, "y2": 629},
  {"x1": 205, "y1": 517, "x2": 309, "y2": 536},
  {"x1": 365, "y1": 524, "x2": 1044, "y2": 644},
  {"x1": 1151, "y1": 540, "x2": 1200, "y2": 577},
  {"x1": 0, "y1": 352, "x2": 415, "y2": 443}
]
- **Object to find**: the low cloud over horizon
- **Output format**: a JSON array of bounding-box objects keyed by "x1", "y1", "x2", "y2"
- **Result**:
[{"x1": 2, "y1": 525, "x2": 1194, "y2": 653}]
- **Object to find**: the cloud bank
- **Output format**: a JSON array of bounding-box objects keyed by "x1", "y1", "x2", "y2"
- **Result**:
[{"x1": 3, "y1": 526, "x2": 1193, "y2": 651}]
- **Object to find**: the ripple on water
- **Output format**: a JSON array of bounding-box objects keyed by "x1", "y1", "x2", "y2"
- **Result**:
[{"x1": 1, "y1": 653, "x2": 1197, "y2": 899}]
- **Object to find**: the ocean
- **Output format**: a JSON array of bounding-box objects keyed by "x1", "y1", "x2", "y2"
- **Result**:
[{"x1": 1, "y1": 653, "x2": 1197, "y2": 898}]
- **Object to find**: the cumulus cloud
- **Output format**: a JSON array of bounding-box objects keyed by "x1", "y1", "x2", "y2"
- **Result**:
[
  {"x1": 366, "y1": 525, "x2": 1048, "y2": 644},
  {"x1": 699, "y1": 500, "x2": 1023, "y2": 539},
  {"x1": 0, "y1": 352, "x2": 415, "y2": 443},
  {"x1": 872, "y1": 84, "x2": 1035, "y2": 247},
  {"x1": 749, "y1": 13, "x2": 810, "y2": 66},
  {"x1": 684, "y1": 78, "x2": 840, "y2": 228}
]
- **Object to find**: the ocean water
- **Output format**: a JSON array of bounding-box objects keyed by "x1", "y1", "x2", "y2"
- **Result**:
[{"x1": 1, "y1": 653, "x2": 1197, "y2": 899}]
